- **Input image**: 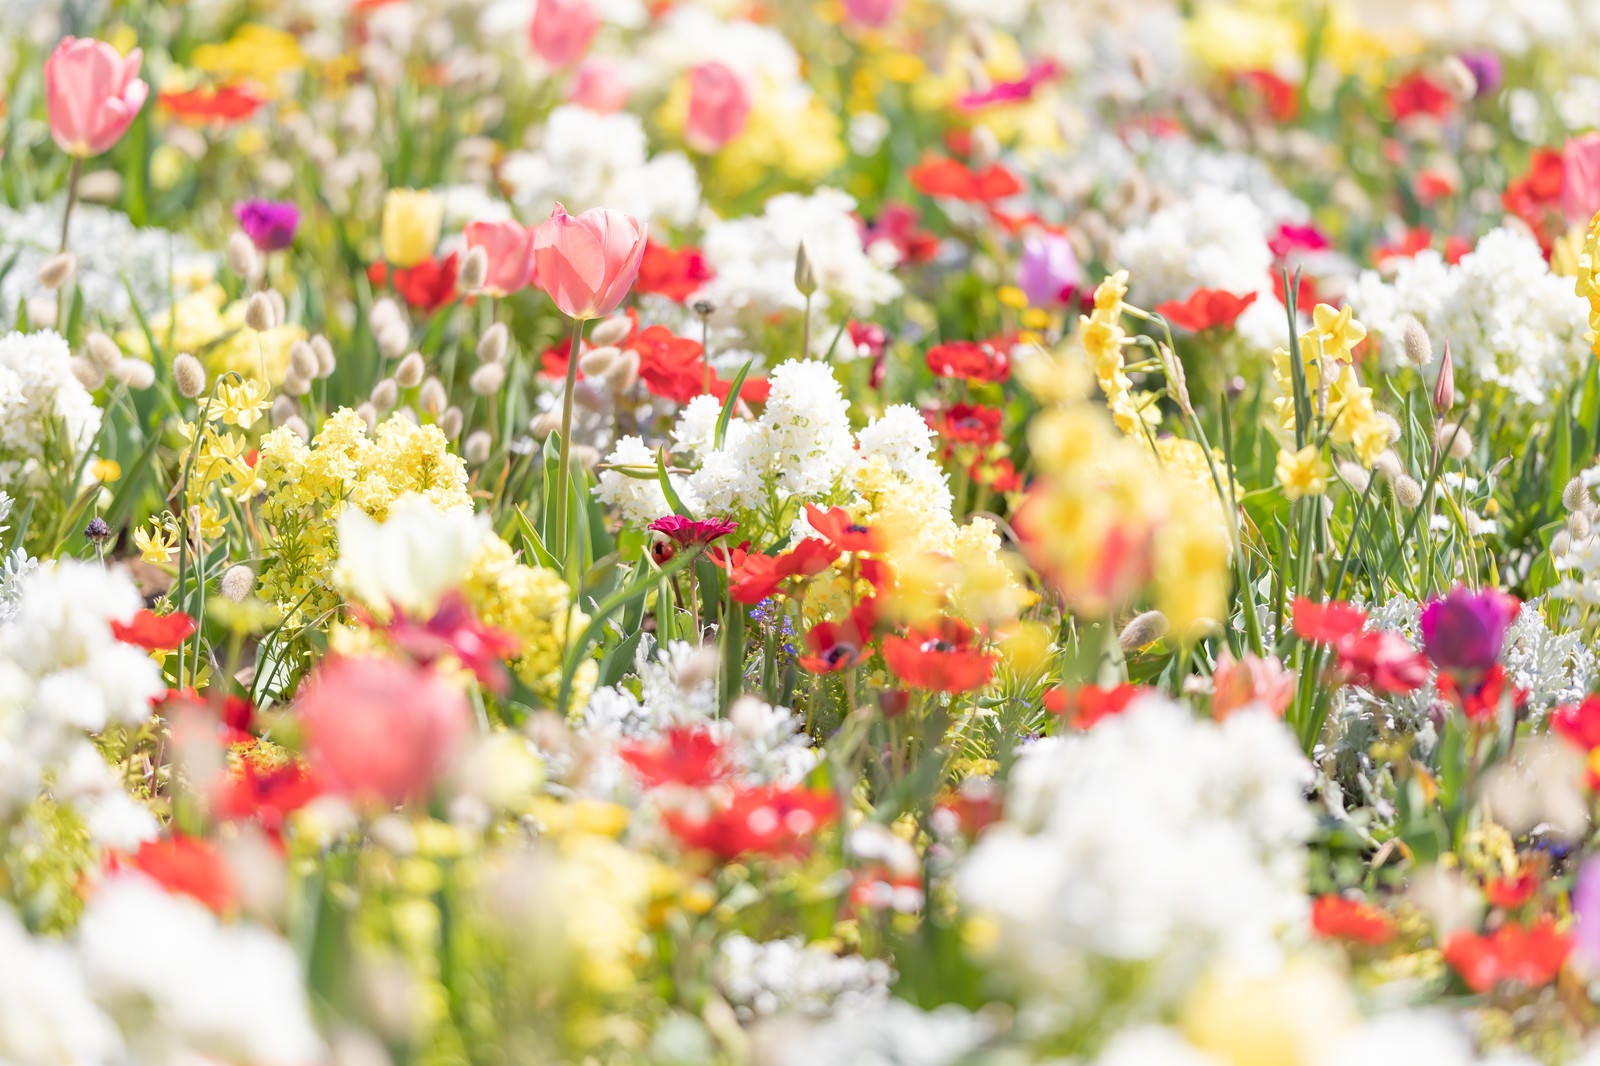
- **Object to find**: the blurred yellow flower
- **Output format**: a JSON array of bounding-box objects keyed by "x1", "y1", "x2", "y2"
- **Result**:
[
  {"x1": 89, "y1": 458, "x2": 121, "y2": 483},
  {"x1": 191, "y1": 25, "x2": 304, "y2": 95},
  {"x1": 1276, "y1": 445, "x2": 1330, "y2": 500},
  {"x1": 381, "y1": 189, "x2": 443, "y2": 268}
]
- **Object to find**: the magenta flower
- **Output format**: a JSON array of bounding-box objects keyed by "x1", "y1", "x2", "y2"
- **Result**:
[
  {"x1": 234, "y1": 200, "x2": 300, "y2": 252},
  {"x1": 1015, "y1": 231, "x2": 1081, "y2": 308},
  {"x1": 1419, "y1": 585, "x2": 1520, "y2": 679},
  {"x1": 649, "y1": 515, "x2": 738, "y2": 546}
]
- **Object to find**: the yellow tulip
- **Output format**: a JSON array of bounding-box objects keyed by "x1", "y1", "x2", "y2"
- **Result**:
[{"x1": 381, "y1": 188, "x2": 443, "y2": 268}]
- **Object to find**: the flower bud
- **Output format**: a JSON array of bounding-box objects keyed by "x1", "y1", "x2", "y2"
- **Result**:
[
  {"x1": 419, "y1": 376, "x2": 447, "y2": 415},
  {"x1": 589, "y1": 315, "x2": 631, "y2": 347},
  {"x1": 469, "y1": 362, "x2": 505, "y2": 396},
  {"x1": 311, "y1": 334, "x2": 338, "y2": 378},
  {"x1": 1563, "y1": 476, "x2": 1590, "y2": 513},
  {"x1": 395, "y1": 351, "x2": 426, "y2": 388},
  {"x1": 794, "y1": 241, "x2": 817, "y2": 297},
  {"x1": 464, "y1": 430, "x2": 492, "y2": 465},
  {"x1": 477, "y1": 322, "x2": 508, "y2": 364},
  {"x1": 172, "y1": 352, "x2": 207, "y2": 398},
  {"x1": 439, "y1": 406, "x2": 463, "y2": 438},
  {"x1": 85, "y1": 330, "x2": 122, "y2": 371},
  {"x1": 1394, "y1": 474, "x2": 1424, "y2": 509},
  {"x1": 458, "y1": 246, "x2": 489, "y2": 294},
  {"x1": 1400, "y1": 316, "x2": 1432, "y2": 366},
  {"x1": 245, "y1": 291, "x2": 279, "y2": 332},
  {"x1": 228, "y1": 232, "x2": 261, "y2": 280},
  {"x1": 111, "y1": 358, "x2": 156, "y2": 390},
  {"x1": 69, "y1": 356, "x2": 105, "y2": 390},
  {"x1": 370, "y1": 378, "x2": 399, "y2": 412},
  {"x1": 377, "y1": 321, "x2": 410, "y2": 360},
  {"x1": 1118, "y1": 610, "x2": 1169, "y2": 653},
  {"x1": 37, "y1": 251, "x2": 77, "y2": 291},
  {"x1": 220, "y1": 564, "x2": 257, "y2": 602},
  {"x1": 1432, "y1": 339, "x2": 1454, "y2": 415}
]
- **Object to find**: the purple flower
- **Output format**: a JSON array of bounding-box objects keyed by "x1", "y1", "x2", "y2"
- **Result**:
[
  {"x1": 1419, "y1": 585, "x2": 1520, "y2": 678},
  {"x1": 1016, "y1": 231, "x2": 1082, "y2": 308},
  {"x1": 234, "y1": 199, "x2": 300, "y2": 252},
  {"x1": 1572, "y1": 859, "x2": 1600, "y2": 973},
  {"x1": 1458, "y1": 50, "x2": 1503, "y2": 99}
]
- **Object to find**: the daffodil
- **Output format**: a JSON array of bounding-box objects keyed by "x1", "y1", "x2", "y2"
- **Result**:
[
  {"x1": 215, "y1": 378, "x2": 269, "y2": 429},
  {"x1": 133, "y1": 517, "x2": 178, "y2": 565},
  {"x1": 1276, "y1": 445, "x2": 1331, "y2": 500}
]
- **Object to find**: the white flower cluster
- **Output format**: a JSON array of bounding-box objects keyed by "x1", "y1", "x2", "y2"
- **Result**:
[
  {"x1": 1115, "y1": 186, "x2": 1276, "y2": 305},
  {"x1": 501, "y1": 105, "x2": 700, "y2": 232},
  {"x1": 1347, "y1": 227, "x2": 1589, "y2": 413},
  {"x1": 0, "y1": 330, "x2": 102, "y2": 493},
  {"x1": 1326, "y1": 1010, "x2": 1548, "y2": 1066},
  {"x1": 957, "y1": 697, "x2": 1312, "y2": 1021},
  {"x1": 0, "y1": 200, "x2": 211, "y2": 324},
  {"x1": 0, "y1": 561, "x2": 165, "y2": 816},
  {"x1": 0, "y1": 492, "x2": 36, "y2": 625},
  {"x1": 695, "y1": 188, "x2": 903, "y2": 340},
  {"x1": 715, "y1": 934, "x2": 891, "y2": 1021},
  {"x1": 1410, "y1": 0, "x2": 1600, "y2": 57},
  {"x1": 758, "y1": 999, "x2": 992, "y2": 1066},
  {"x1": 0, "y1": 904, "x2": 122, "y2": 1065},
  {"x1": 636, "y1": 4, "x2": 801, "y2": 90}
]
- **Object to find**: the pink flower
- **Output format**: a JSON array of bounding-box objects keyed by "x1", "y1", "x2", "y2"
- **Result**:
[
  {"x1": 296, "y1": 656, "x2": 469, "y2": 807},
  {"x1": 685, "y1": 61, "x2": 751, "y2": 153},
  {"x1": 530, "y1": 0, "x2": 599, "y2": 68},
  {"x1": 1563, "y1": 132, "x2": 1600, "y2": 226},
  {"x1": 1211, "y1": 651, "x2": 1295, "y2": 720},
  {"x1": 569, "y1": 60, "x2": 630, "y2": 112},
  {"x1": 464, "y1": 219, "x2": 535, "y2": 296},
  {"x1": 842, "y1": 0, "x2": 902, "y2": 28},
  {"x1": 45, "y1": 37, "x2": 148, "y2": 158},
  {"x1": 531, "y1": 202, "x2": 648, "y2": 320}
]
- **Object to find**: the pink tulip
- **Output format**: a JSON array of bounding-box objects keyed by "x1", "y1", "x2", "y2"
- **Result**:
[
  {"x1": 530, "y1": 0, "x2": 599, "y2": 68},
  {"x1": 1211, "y1": 651, "x2": 1296, "y2": 721},
  {"x1": 842, "y1": 0, "x2": 902, "y2": 28},
  {"x1": 45, "y1": 37, "x2": 148, "y2": 158},
  {"x1": 1563, "y1": 132, "x2": 1600, "y2": 226},
  {"x1": 297, "y1": 656, "x2": 469, "y2": 807},
  {"x1": 464, "y1": 219, "x2": 536, "y2": 297},
  {"x1": 531, "y1": 202, "x2": 647, "y2": 320},
  {"x1": 569, "y1": 60, "x2": 631, "y2": 113},
  {"x1": 685, "y1": 61, "x2": 751, "y2": 154}
]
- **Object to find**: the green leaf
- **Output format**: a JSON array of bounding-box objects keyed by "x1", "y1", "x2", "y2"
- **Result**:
[
  {"x1": 557, "y1": 551, "x2": 697, "y2": 713},
  {"x1": 714, "y1": 358, "x2": 755, "y2": 450}
]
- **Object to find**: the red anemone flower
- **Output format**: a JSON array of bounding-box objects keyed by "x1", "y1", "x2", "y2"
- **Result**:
[
  {"x1": 1155, "y1": 288, "x2": 1258, "y2": 332},
  {"x1": 798, "y1": 604, "x2": 876, "y2": 674},
  {"x1": 1311, "y1": 895, "x2": 1396, "y2": 946},
  {"x1": 926, "y1": 339, "x2": 1010, "y2": 383},
  {"x1": 619, "y1": 727, "x2": 728, "y2": 789},
  {"x1": 805, "y1": 504, "x2": 882, "y2": 554},
  {"x1": 1435, "y1": 664, "x2": 1527, "y2": 723},
  {"x1": 159, "y1": 83, "x2": 267, "y2": 124},
  {"x1": 112, "y1": 609, "x2": 196, "y2": 650},
  {"x1": 882, "y1": 617, "x2": 997, "y2": 693},
  {"x1": 663, "y1": 784, "x2": 838, "y2": 861},
  {"x1": 1292, "y1": 598, "x2": 1368, "y2": 644},
  {"x1": 932, "y1": 403, "x2": 1003, "y2": 446},
  {"x1": 1486, "y1": 872, "x2": 1540, "y2": 910},
  {"x1": 634, "y1": 239, "x2": 714, "y2": 301},
  {"x1": 1442, "y1": 919, "x2": 1570, "y2": 994},
  {"x1": 1553, "y1": 695, "x2": 1600, "y2": 750},
  {"x1": 117, "y1": 834, "x2": 236, "y2": 914},
  {"x1": 1042, "y1": 682, "x2": 1146, "y2": 729},
  {"x1": 908, "y1": 156, "x2": 1022, "y2": 203},
  {"x1": 212, "y1": 754, "x2": 320, "y2": 841}
]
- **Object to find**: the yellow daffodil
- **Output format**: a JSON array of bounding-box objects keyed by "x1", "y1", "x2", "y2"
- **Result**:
[
  {"x1": 1276, "y1": 445, "x2": 1330, "y2": 500},
  {"x1": 133, "y1": 517, "x2": 178, "y2": 565}
]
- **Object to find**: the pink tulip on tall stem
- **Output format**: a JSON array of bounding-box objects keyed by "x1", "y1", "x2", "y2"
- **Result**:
[{"x1": 531, "y1": 203, "x2": 648, "y2": 561}]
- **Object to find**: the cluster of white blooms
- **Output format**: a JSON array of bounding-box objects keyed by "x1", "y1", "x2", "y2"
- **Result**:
[
  {"x1": 636, "y1": 4, "x2": 801, "y2": 90},
  {"x1": 1326, "y1": 1011, "x2": 1547, "y2": 1066},
  {"x1": 759, "y1": 1000, "x2": 992, "y2": 1066},
  {"x1": 0, "y1": 492, "x2": 35, "y2": 625},
  {"x1": 335, "y1": 492, "x2": 487, "y2": 617},
  {"x1": 79, "y1": 876, "x2": 324, "y2": 1066},
  {"x1": 501, "y1": 105, "x2": 700, "y2": 232},
  {"x1": 0, "y1": 330, "x2": 102, "y2": 493},
  {"x1": 715, "y1": 935, "x2": 891, "y2": 1020},
  {"x1": 0, "y1": 201, "x2": 211, "y2": 324},
  {"x1": 1115, "y1": 186, "x2": 1276, "y2": 306},
  {"x1": 696, "y1": 189, "x2": 903, "y2": 344},
  {"x1": 931, "y1": 0, "x2": 1034, "y2": 28},
  {"x1": 1347, "y1": 228, "x2": 1589, "y2": 413},
  {"x1": 1411, "y1": 0, "x2": 1600, "y2": 57},
  {"x1": 957, "y1": 697, "x2": 1312, "y2": 1023},
  {"x1": 0, "y1": 904, "x2": 123, "y2": 1065},
  {"x1": 0, "y1": 561, "x2": 165, "y2": 815},
  {"x1": 595, "y1": 435, "x2": 683, "y2": 529}
]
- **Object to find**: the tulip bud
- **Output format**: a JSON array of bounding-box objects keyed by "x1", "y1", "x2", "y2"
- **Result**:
[
  {"x1": 245, "y1": 292, "x2": 279, "y2": 332},
  {"x1": 477, "y1": 322, "x2": 508, "y2": 364},
  {"x1": 69, "y1": 356, "x2": 105, "y2": 390},
  {"x1": 794, "y1": 241, "x2": 817, "y2": 297},
  {"x1": 228, "y1": 232, "x2": 261, "y2": 280},
  {"x1": 37, "y1": 251, "x2": 77, "y2": 291},
  {"x1": 419, "y1": 376, "x2": 448, "y2": 415},
  {"x1": 469, "y1": 362, "x2": 505, "y2": 396},
  {"x1": 1118, "y1": 610, "x2": 1169, "y2": 652},
  {"x1": 172, "y1": 352, "x2": 207, "y2": 398},
  {"x1": 377, "y1": 321, "x2": 410, "y2": 360},
  {"x1": 1400, "y1": 316, "x2": 1432, "y2": 366},
  {"x1": 289, "y1": 341, "x2": 318, "y2": 381},
  {"x1": 589, "y1": 315, "x2": 631, "y2": 347},
  {"x1": 220, "y1": 564, "x2": 257, "y2": 602},
  {"x1": 111, "y1": 358, "x2": 155, "y2": 390},
  {"x1": 370, "y1": 378, "x2": 399, "y2": 412},
  {"x1": 464, "y1": 430, "x2": 492, "y2": 465},
  {"x1": 1563, "y1": 476, "x2": 1590, "y2": 513},
  {"x1": 458, "y1": 245, "x2": 490, "y2": 295},
  {"x1": 85, "y1": 330, "x2": 122, "y2": 372},
  {"x1": 439, "y1": 406, "x2": 463, "y2": 439},
  {"x1": 311, "y1": 334, "x2": 338, "y2": 378},
  {"x1": 395, "y1": 351, "x2": 426, "y2": 388},
  {"x1": 1432, "y1": 340, "x2": 1454, "y2": 415}
]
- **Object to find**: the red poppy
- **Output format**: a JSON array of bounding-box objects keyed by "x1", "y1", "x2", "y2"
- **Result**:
[
  {"x1": 1504, "y1": 148, "x2": 1566, "y2": 255},
  {"x1": 1311, "y1": 895, "x2": 1396, "y2": 946},
  {"x1": 1237, "y1": 69, "x2": 1299, "y2": 122},
  {"x1": 708, "y1": 372, "x2": 771, "y2": 406},
  {"x1": 1337, "y1": 630, "x2": 1430, "y2": 694},
  {"x1": 932, "y1": 403, "x2": 1003, "y2": 446},
  {"x1": 798, "y1": 604, "x2": 876, "y2": 674},
  {"x1": 724, "y1": 550, "x2": 786, "y2": 604},
  {"x1": 619, "y1": 727, "x2": 728, "y2": 789},
  {"x1": 112, "y1": 609, "x2": 196, "y2": 651},
  {"x1": 211, "y1": 751, "x2": 321, "y2": 841},
  {"x1": 805, "y1": 504, "x2": 882, "y2": 553},
  {"x1": 1442, "y1": 919, "x2": 1570, "y2": 994},
  {"x1": 1042, "y1": 682, "x2": 1146, "y2": 729},
  {"x1": 1155, "y1": 288, "x2": 1259, "y2": 332},
  {"x1": 1414, "y1": 169, "x2": 1458, "y2": 205},
  {"x1": 859, "y1": 203, "x2": 940, "y2": 265},
  {"x1": 882, "y1": 617, "x2": 997, "y2": 693},
  {"x1": 926, "y1": 339, "x2": 1010, "y2": 383},
  {"x1": 369, "y1": 253, "x2": 460, "y2": 312},
  {"x1": 1553, "y1": 695, "x2": 1600, "y2": 750},
  {"x1": 1292, "y1": 598, "x2": 1368, "y2": 644},
  {"x1": 157, "y1": 686, "x2": 254, "y2": 743},
  {"x1": 969, "y1": 455, "x2": 1023, "y2": 493},
  {"x1": 159, "y1": 83, "x2": 267, "y2": 124},
  {"x1": 633, "y1": 325, "x2": 708, "y2": 404},
  {"x1": 1486, "y1": 873, "x2": 1540, "y2": 910},
  {"x1": 777, "y1": 536, "x2": 843, "y2": 580},
  {"x1": 663, "y1": 784, "x2": 838, "y2": 861},
  {"x1": 1435, "y1": 664, "x2": 1527, "y2": 723},
  {"x1": 908, "y1": 156, "x2": 1023, "y2": 203},
  {"x1": 1388, "y1": 72, "x2": 1455, "y2": 120},
  {"x1": 635, "y1": 239, "x2": 714, "y2": 301},
  {"x1": 117, "y1": 834, "x2": 236, "y2": 914}
]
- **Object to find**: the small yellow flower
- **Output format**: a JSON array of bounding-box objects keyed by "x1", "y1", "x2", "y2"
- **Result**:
[
  {"x1": 1275, "y1": 445, "x2": 1330, "y2": 501},
  {"x1": 215, "y1": 378, "x2": 269, "y2": 429},
  {"x1": 89, "y1": 458, "x2": 121, "y2": 484},
  {"x1": 1093, "y1": 270, "x2": 1129, "y2": 313},
  {"x1": 381, "y1": 189, "x2": 443, "y2": 268},
  {"x1": 997, "y1": 285, "x2": 1028, "y2": 310},
  {"x1": 133, "y1": 517, "x2": 178, "y2": 565},
  {"x1": 1307, "y1": 302, "x2": 1367, "y2": 363}
]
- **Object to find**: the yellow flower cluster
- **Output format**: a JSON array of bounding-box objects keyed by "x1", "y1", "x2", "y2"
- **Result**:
[
  {"x1": 1271, "y1": 304, "x2": 1393, "y2": 466},
  {"x1": 463, "y1": 533, "x2": 593, "y2": 707},
  {"x1": 1574, "y1": 209, "x2": 1600, "y2": 356},
  {"x1": 189, "y1": 23, "x2": 304, "y2": 95},
  {"x1": 122, "y1": 285, "x2": 307, "y2": 385},
  {"x1": 1079, "y1": 271, "x2": 1154, "y2": 436}
]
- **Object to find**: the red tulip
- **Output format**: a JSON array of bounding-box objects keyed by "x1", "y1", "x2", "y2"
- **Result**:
[
  {"x1": 464, "y1": 219, "x2": 535, "y2": 296},
  {"x1": 531, "y1": 202, "x2": 647, "y2": 320},
  {"x1": 685, "y1": 61, "x2": 751, "y2": 153},
  {"x1": 46, "y1": 37, "x2": 148, "y2": 157},
  {"x1": 530, "y1": 0, "x2": 599, "y2": 68},
  {"x1": 569, "y1": 59, "x2": 630, "y2": 112}
]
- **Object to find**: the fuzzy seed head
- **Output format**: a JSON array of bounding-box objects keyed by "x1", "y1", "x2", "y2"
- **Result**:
[
  {"x1": 245, "y1": 291, "x2": 279, "y2": 332},
  {"x1": 458, "y1": 246, "x2": 489, "y2": 294},
  {"x1": 377, "y1": 321, "x2": 410, "y2": 360},
  {"x1": 476, "y1": 322, "x2": 508, "y2": 364},
  {"x1": 85, "y1": 330, "x2": 122, "y2": 371},
  {"x1": 111, "y1": 359, "x2": 155, "y2": 390},
  {"x1": 220, "y1": 564, "x2": 257, "y2": 602},
  {"x1": 288, "y1": 341, "x2": 318, "y2": 381},
  {"x1": 1434, "y1": 421, "x2": 1473, "y2": 460},
  {"x1": 37, "y1": 251, "x2": 77, "y2": 291},
  {"x1": 439, "y1": 406, "x2": 463, "y2": 439},
  {"x1": 354, "y1": 402, "x2": 378, "y2": 430},
  {"x1": 370, "y1": 378, "x2": 399, "y2": 412},
  {"x1": 172, "y1": 352, "x2": 207, "y2": 398},
  {"x1": 419, "y1": 377, "x2": 447, "y2": 415},
  {"x1": 469, "y1": 362, "x2": 505, "y2": 396},
  {"x1": 227, "y1": 232, "x2": 261, "y2": 279},
  {"x1": 1335, "y1": 460, "x2": 1370, "y2": 493},
  {"x1": 69, "y1": 356, "x2": 105, "y2": 391},
  {"x1": 1118, "y1": 610, "x2": 1169, "y2": 652},
  {"x1": 464, "y1": 430, "x2": 492, "y2": 465},
  {"x1": 1569, "y1": 511, "x2": 1593, "y2": 540},
  {"x1": 1563, "y1": 476, "x2": 1589, "y2": 513},
  {"x1": 1400, "y1": 317, "x2": 1433, "y2": 366},
  {"x1": 578, "y1": 345, "x2": 620, "y2": 378},
  {"x1": 1394, "y1": 474, "x2": 1424, "y2": 509},
  {"x1": 283, "y1": 372, "x2": 311, "y2": 397},
  {"x1": 311, "y1": 334, "x2": 337, "y2": 378},
  {"x1": 395, "y1": 351, "x2": 426, "y2": 389},
  {"x1": 271, "y1": 395, "x2": 299, "y2": 425},
  {"x1": 589, "y1": 316, "x2": 631, "y2": 348}
]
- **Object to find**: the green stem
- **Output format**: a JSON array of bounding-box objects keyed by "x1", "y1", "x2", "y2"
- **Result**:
[
  {"x1": 554, "y1": 317, "x2": 586, "y2": 561},
  {"x1": 55, "y1": 157, "x2": 82, "y2": 328}
]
